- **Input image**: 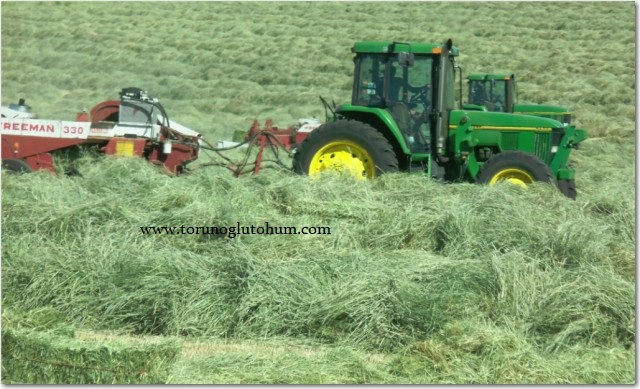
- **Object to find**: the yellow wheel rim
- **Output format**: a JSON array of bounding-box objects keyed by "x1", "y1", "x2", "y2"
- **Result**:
[
  {"x1": 489, "y1": 168, "x2": 534, "y2": 188},
  {"x1": 309, "y1": 140, "x2": 375, "y2": 179}
]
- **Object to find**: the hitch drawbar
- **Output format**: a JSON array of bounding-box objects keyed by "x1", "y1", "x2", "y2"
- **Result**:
[{"x1": 197, "y1": 117, "x2": 321, "y2": 176}]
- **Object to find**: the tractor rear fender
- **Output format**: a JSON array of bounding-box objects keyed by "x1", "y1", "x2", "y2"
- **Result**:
[{"x1": 336, "y1": 107, "x2": 412, "y2": 170}]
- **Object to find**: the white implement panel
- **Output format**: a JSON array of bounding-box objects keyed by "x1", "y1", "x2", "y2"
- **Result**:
[
  {"x1": 112, "y1": 124, "x2": 160, "y2": 140},
  {"x1": 0, "y1": 118, "x2": 91, "y2": 139}
]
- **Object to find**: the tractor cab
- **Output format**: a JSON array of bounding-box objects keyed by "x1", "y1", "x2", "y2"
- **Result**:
[
  {"x1": 465, "y1": 73, "x2": 572, "y2": 124},
  {"x1": 350, "y1": 41, "x2": 458, "y2": 155},
  {"x1": 466, "y1": 73, "x2": 515, "y2": 113}
]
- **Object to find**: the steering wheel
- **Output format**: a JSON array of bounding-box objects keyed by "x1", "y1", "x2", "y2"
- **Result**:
[{"x1": 409, "y1": 85, "x2": 430, "y2": 107}]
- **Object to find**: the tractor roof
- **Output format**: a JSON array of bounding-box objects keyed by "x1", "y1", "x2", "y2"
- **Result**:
[
  {"x1": 352, "y1": 41, "x2": 459, "y2": 56},
  {"x1": 468, "y1": 73, "x2": 515, "y2": 81}
]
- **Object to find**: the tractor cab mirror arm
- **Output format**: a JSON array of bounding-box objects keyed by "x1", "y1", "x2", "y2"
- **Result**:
[{"x1": 398, "y1": 52, "x2": 414, "y2": 67}]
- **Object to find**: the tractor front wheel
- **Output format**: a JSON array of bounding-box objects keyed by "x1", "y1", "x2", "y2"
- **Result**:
[
  {"x1": 293, "y1": 120, "x2": 398, "y2": 179},
  {"x1": 475, "y1": 150, "x2": 554, "y2": 188}
]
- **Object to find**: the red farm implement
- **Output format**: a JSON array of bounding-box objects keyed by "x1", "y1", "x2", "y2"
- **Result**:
[{"x1": 1, "y1": 88, "x2": 320, "y2": 176}]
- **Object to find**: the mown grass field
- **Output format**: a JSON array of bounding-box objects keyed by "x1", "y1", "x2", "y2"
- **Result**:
[{"x1": 1, "y1": 1, "x2": 636, "y2": 384}]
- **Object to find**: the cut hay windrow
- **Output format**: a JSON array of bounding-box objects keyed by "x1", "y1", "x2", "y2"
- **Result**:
[
  {"x1": 2, "y1": 329, "x2": 180, "y2": 384},
  {"x1": 1, "y1": 309, "x2": 180, "y2": 384},
  {"x1": 2, "y1": 149, "x2": 634, "y2": 355}
]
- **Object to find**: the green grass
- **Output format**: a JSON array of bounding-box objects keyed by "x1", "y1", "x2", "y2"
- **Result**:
[{"x1": 1, "y1": 1, "x2": 635, "y2": 384}]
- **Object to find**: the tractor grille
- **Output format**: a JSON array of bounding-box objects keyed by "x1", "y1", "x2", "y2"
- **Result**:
[{"x1": 534, "y1": 133, "x2": 552, "y2": 164}]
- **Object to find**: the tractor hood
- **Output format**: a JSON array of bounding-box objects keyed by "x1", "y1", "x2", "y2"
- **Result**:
[
  {"x1": 513, "y1": 103, "x2": 570, "y2": 115},
  {"x1": 451, "y1": 109, "x2": 564, "y2": 130},
  {"x1": 513, "y1": 103, "x2": 571, "y2": 124}
]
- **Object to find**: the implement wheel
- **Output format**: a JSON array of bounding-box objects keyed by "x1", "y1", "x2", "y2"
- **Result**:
[
  {"x1": 2, "y1": 159, "x2": 32, "y2": 174},
  {"x1": 476, "y1": 150, "x2": 554, "y2": 188},
  {"x1": 293, "y1": 120, "x2": 398, "y2": 179}
]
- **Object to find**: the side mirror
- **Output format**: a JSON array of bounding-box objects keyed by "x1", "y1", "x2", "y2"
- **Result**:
[{"x1": 398, "y1": 52, "x2": 414, "y2": 67}]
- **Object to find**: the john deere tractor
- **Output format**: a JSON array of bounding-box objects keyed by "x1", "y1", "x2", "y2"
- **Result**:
[
  {"x1": 293, "y1": 40, "x2": 587, "y2": 199},
  {"x1": 465, "y1": 73, "x2": 572, "y2": 124}
]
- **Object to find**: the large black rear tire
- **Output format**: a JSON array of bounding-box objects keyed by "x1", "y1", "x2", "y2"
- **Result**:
[{"x1": 293, "y1": 120, "x2": 398, "y2": 179}]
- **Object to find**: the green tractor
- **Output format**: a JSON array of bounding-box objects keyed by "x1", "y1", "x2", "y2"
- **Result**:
[
  {"x1": 293, "y1": 40, "x2": 587, "y2": 199},
  {"x1": 464, "y1": 73, "x2": 572, "y2": 124}
]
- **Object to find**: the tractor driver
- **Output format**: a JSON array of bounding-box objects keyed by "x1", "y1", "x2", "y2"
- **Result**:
[
  {"x1": 388, "y1": 66, "x2": 430, "y2": 107},
  {"x1": 489, "y1": 82, "x2": 505, "y2": 112},
  {"x1": 470, "y1": 83, "x2": 486, "y2": 106},
  {"x1": 386, "y1": 66, "x2": 431, "y2": 152}
]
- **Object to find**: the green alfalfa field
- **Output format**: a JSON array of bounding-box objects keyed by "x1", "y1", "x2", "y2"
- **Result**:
[{"x1": 0, "y1": 1, "x2": 636, "y2": 384}]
